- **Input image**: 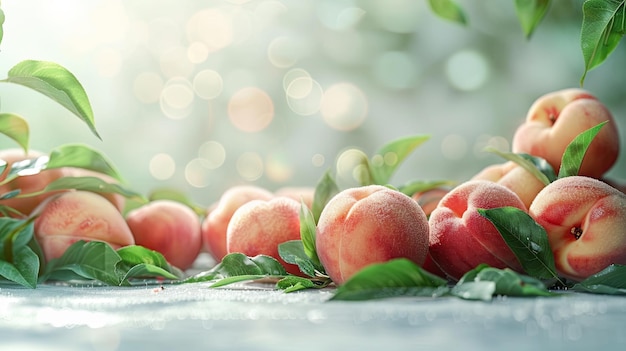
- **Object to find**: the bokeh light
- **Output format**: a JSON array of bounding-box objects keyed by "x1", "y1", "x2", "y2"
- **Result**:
[
  {"x1": 133, "y1": 72, "x2": 164, "y2": 104},
  {"x1": 320, "y1": 83, "x2": 368, "y2": 131},
  {"x1": 441, "y1": 134, "x2": 468, "y2": 160},
  {"x1": 446, "y1": 50, "x2": 490, "y2": 91},
  {"x1": 185, "y1": 158, "x2": 212, "y2": 188},
  {"x1": 285, "y1": 73, "x2": 324, "y2": 116},
  {"x1": 187, "y1": 41, "x2": 209, "y2": 64},
  {"x1": 265, "y1": 152, "x2": 294, "y2": 182},
  {"x1": 160, "y1": 77, "x2": 195, "y2": 120},
  {"x1": 198, "y1": 141, "x2": 226, "y2": 169},
  {"x1": 193, "y1": 70, "x2": 224, "y2": 100},
  {"x1": 149, "y1": 153, "x2": 176, "y2": 180},
  {"x1": 237, "y1": 152, "x2": 264, "y2": 181},
  {"x1": 228, "y1": 87, "x2": 274, "y2": 132},
  {"x1": 336, "y1": 148, "x2": 369, "y2": 184},
  {"x1": 186, "y1": 8, "x2": 234, "y2": 53},
  {"x1": 311, "y1": 153, "x2": 325, "y2": 168}
]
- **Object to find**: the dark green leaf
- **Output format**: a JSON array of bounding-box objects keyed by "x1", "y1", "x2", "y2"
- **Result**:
[
  {"x1": 368, "y1": 135, "x2": 430, "y2": 185},
  {"x1": 558, "y1": 121, "x2": 607, "y2": 178},
  {"x1": 116, "y1": 245, "x2": 184, "y2": 282},
  {"x1": 0, "y1": 113, "x2": 29, "y2": 153},
  {"x1": 572, "y1": 264, "x2": 626, "y2": 294},
  {"x1": 182, "y1": 253, "x2": 288, "y2": 284},
  {"x1": 277, "y1": 276, "x2": 317, "y2": 293},
  {"x1": 278, "y1": 240, "x2": 318, "y2": 277},
  {"x1": 473, "y1": 267, "x2": 553, "y2": 297},
  {"x1": 2, "y1": 60, "x2": 100, "y2": 139},
  {"x1": 515, "y1": 0, "x2": 551, "y2": 38},
  {"x1": 427, "y1": 0, "x2": 468, "y2": 25},
  {"x1": 330, "y1": 258, "x2": 449, "y2": 301},
  {"x1": 46, "y1": 143, "x2": 123, "y2": 181},
  {"x1": 477, "y1": 207, "x2": 561, "y2": 282},
  {"x1": 311, "y1": 170, "x2": 339, "y2": 223},
  {"x1": 483, "y1": 146, "x2": 555, "y2": 185},
  {"x1": 581, "y1": 0, "x2": 625, "y2": 85},
  {"x1": 8, "y1": 246, "x2": 40, "y2": 288},
  {"x1": 41, "y1": 240, "x2": 123, "y2": 286},
  {"x1": 0, "y1": 217, "x2": 39, "y2": 288}
]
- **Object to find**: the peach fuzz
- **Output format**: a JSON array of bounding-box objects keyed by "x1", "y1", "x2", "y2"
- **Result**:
[
  {"x1": 529, "y1": 176, "x2": 626, "y2": 281},
  {"x1": 428, "y1": 180, "x2": 525, "y2": 281},
  {"x1": 32, "y1": 190, "x2": 135, "y2": 261},
  {"x1": 126, "y1": 200, "x2": 202, "y2": 271},
  {"x1": 201, "y1": 185, "x2": 274, "y2": 262},
  {"x1": 226, "y1": 196, "x2": 302, "y2": 275},
  {"x1": 471, "y1": 161, "x2": 546, "y2": 209},
  {"x1": 512, "y1": 88, "x2": 619, "y2": 178},
  {"x1": 0, "y1": 148, "x2": 65, "y2": 217},
  {"x1": 315, "y1": 185, "x2": 429, "y2": 285}
]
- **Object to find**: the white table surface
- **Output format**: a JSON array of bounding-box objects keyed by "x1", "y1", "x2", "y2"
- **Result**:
[{"x1": 1, "y1": 254, "x2": 625, "y2": 351}]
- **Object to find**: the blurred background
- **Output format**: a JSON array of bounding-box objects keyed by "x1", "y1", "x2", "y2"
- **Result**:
[{"x1": 0, "y1": 0, "x2": 624, "y2": 208}]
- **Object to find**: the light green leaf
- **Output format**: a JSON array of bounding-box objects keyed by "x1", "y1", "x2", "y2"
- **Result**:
[
  {"x1": 299, "y1": 201, "x2": 322, "y2": 269},
  {"x1": 311, "y1": 170, "x2": 339, "y2": 223},
  {"x1": 39, "y1": 176, "x2": 144, "y2": 200},
  {"x1": 46, "y1": 143, "x2": 123, "y2": 182},
  {"x1": 515, "y1": 0, "x2": 551, "y2": 38},
  {"x1": 484, "y1": 146, "x2": 556, "y2": 185},
  {"x1": 0, "y1": 113, "x2": 29, "y2": 153},
  {"x1": 558, "y1": 121, "x2": 607, "y2": 178},
  {"x1": 2, "y1": 60, "x2": 100, "y2": 139},
  {"x1": 428, "y1": 0, "x2": 468, "y2": 25},
  {"x1": 0, "y1": 5, "x2": 4, "y2": 46},
  {"x1": 580, "y1": 0, "x2": 625, "y2": 85},
  {"x1": 182, "y1": 253, "x2": 288, "y2": 284},
  {"x1": 477, "y1": 207, "x2": 561, "y2": 282},
  {"x1": 369, "y1": 134, "x2": 430, "y2": 185}
]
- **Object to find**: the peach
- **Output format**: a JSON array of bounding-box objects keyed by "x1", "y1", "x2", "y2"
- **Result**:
[
  {"x1": 471, "y1": 161, "x2": 546, "y2": 208},
  {"x1": 412, "y1": 187, "x2": 451, "y2": 217},
  {"x1": 226, "y1": 197, "x2": 302, "y2": 275},
  {"x1": 126, "y1": 200, "x2": 202, "y2": 271},
  {"x1": 32, "y1": 190, "x2": 135, "y2": 261},
  {"x1": 315, "y1": 185, "x2": 429, "y2": 285},
  {"x1": 428, "y1": 180, "x2": 525, "y2": 281},
  {"x1": 529, "y1": 176, "x2": 626, "y2": 281},
  {"x1": 275, "y1": 186, "x2": 315, "y2": 209},
  {"x1": 0, "y1": 148, "x2": 65, "y2": 217},
  {"x1": 512, "y1": 88, "x2": 619, "y2": 178},
  {"x1": 201, "y1": 185, "x2": 274, "y2": 262},
  {"x1": 59, "y1": 167, "x2": 127, "y2": 212}
]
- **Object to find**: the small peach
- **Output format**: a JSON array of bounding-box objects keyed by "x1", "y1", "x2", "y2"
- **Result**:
[
  {"x1": 471, "y1": 161, "x2": 546, "y2": 209},
  {"x1": 32, "y1": 190, "x2": 135, "y2": 261},
  {"x1": 412, "y1": 187, "x2": 451, "y2": 217},
  {"x1": 201, "y1": 185, "x2": 274, "y2": 262},
  {"x1": 316, "y1": 185, "x2": 429, "y2": 285},
  {"x1": 226, "y1": 197, "x2": 302, "y2": 275},
  {"x1": 126, "y1": 200, "x2": 202, "y2": 271},
  {"x1": 428, "y1": 180, "x2": 526, "y2": 281}
]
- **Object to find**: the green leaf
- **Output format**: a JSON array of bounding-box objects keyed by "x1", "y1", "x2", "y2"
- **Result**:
[
  {"x1": 0, "y1": 113, "x2": 29, "y2": 153},
  {"x1": 46, "y1": 143, "x2": 123, "y2": 181},
  {"x1": 2, "y1": 60, "x2": 100, "y2": 139},
  {"x1": 39, "y1": 176, "x2": 143, "y2": 200},
  {"x1": 450, "y1": 281, "x2": 496, "y2": 301},
  {"x1": 276, "y1": 276, "x2": 318, "y2": 293},
  {"x1": 484, "y1": 146, "x2": 556, "y2": 185},
  {"x1": 580, "y1": 0, "x2": 625, "y2": 85},
  {"x1": 0, "y1": 5, "x2": 4, "y2": 46},
  {"x1": 41, "y1": 240, "x2": 123, "y2": 286},
  {"x1": 572, "y1": 264, "x2": 626, "y2": 294},
  {"x1": 477, "y1": 207, "x2": 561, "y2": 282},
  {"x1": 0, "y1": 217, "x2": 40, "y2": 288},
  {"x1": 299, "y1": 201, "x2": 323, "y2": 269},
  {"x1": 311, "y1": 170, "x2": 339, "y2": 223},
  {"x1": 453, "y1": 265, "x2": 553, "y2": 300},
  {"x1": 330, "y1": 258, "x2": 449, "y2": 301},
  {"x1": 397, "y1": 179, "x2": 455, "y2": 197},
  {"x1": 427, "y1": 0, "x2": 468, "y2": 25},
  {"x1": 515, "y1": 0, "x2": 551, "y2": 38},
  {"x1": 368, "y1": 135, "x2": 431, "y2": 185},
  {"x1": 116, "y1": 245, "x2": 184, "y2": 282},
  {"x1": 121, "y1": 264, "x2": 181, "y2": 285},
  {"x1": 278, "y1": 240, "x2": 317, "y2": 277},
  {"x1": 182, "y1": 253, "x2": 288, "y2": 284},
  {"x1": 1, "y1": 155, "x2": 48, "y2": 185},
  {"x1": 558, "y1": 121, "x2": 607, "y2": 178}
]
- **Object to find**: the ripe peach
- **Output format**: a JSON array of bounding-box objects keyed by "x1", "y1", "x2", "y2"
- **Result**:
[
  {"x1": 529, "y1": 176, "x2": 626, "y2": 281},
  {"x1": 200, "y1": 185, "x2": 273, "y2": 262},
  {"x1": 275, "y1": 186, "x2": 315, "y2": 209},
  {"x1": 126, "y1": 200, "x2": 202, "y2": 271},
  {"x1": 32, "y1": 190, "x2": 135, "y2": 261},
  {"x1": 316, "y1": 185, "x2": 429, "y2": 285},
  {"x1": 226, "y1": 197, "x2": 302, "y2": 275},
  {"x1": 512, "y1": 88, "x2": 620, "y2": 178},
  {"x1": 0, "y1": 149, "x2": 65, "y2": 217},
  {"x1": 60, "y1": 167, "x2": 127, "y2": 212},
  {"x1": 471, "y1": 161, "x2": 546, "y2": 208},
  {"x1": 428, "y1": 180, "x2": 525, "y2": 281}
]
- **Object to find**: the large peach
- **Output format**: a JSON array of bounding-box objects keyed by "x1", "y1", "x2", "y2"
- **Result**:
[
  {"x1": 126, "y1": 200, "x2": 202, "y2": 271},
  {"x1": 0, "y1": 149, "x2": 65, "y2": 217},
  {"x1": 226, "y1": 197, "x2": 302, "y2": 275},
  {"x1": 32, "y1": 190, "x2": 135, "y2": 261},
  {"x1": 201, "y1": 185, "x2": 273, "y2": 262},
  {"x1": 529, "y1": 176, "x2": 626, "y2": 281},
  {"x1": 471, "y1": 161, "x2": 546, "y2": 208},
  {"x1": 316, "y1": 185, "x2": 429, "y2": 285},
  {"x1": 428, "y1": 180, "x2": 525, "y2": 281},
  {"x1": 512, "y1": 88, "x2": 619, "y2": 178}
]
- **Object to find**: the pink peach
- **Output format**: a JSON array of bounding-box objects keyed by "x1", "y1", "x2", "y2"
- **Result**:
[{"x1": 471, "y1": 161, "x2": 546, "y2": 208}]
